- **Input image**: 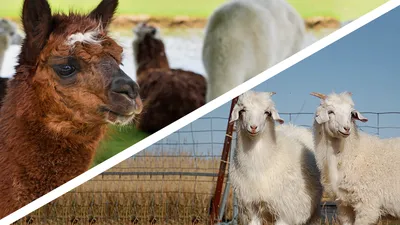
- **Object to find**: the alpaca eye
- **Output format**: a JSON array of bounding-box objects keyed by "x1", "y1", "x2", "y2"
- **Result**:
[{"x1": 54, "y1": 64, "x2": 76, "y2": 78}]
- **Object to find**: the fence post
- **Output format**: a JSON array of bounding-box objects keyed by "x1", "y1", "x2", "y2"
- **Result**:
[
  {"x1": 377, "y1": 113, "x2": 380, "y2": 136},
  {"x1": 218, "y1": 136, "x2": 236, "y2": 222},
  {"x1": 209, "y1": 97, "x2": 239, "y2": 225},
  {"x1": 232, "y1": 192, "x2": 238, "y2": 225}
]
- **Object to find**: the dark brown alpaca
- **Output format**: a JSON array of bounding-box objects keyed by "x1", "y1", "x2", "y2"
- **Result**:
[
  {"x1": 0, "y1": 0, "x2": 143, "y2": 219},
  {"x1": 0, "y1": 77, "x2": 8, "y2": 108},
  {"x1": 132, "y1": 23, "x2": 207, "y2": 134}
]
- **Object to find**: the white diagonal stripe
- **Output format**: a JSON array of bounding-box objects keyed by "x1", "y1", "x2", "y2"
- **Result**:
[{"x1": 1, "y1": 1, "x2": 399, "y2": 224}]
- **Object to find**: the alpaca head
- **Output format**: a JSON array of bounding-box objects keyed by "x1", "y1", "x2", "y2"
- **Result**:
[
  {"x1": 0, "y1": 18, "x2": 23, "y2": 46},
  {"x1": 132, "y1": 22, "x2": 167, "y2": 69},
  {"x1": 14, "y1": 0, "x2": 143, "y2": 126},
  {"x1": 230, "y1": 91, "x2": 284, "y2": 137},
  {"x1": 133, "y1": 22, "x2": 160, "y2": 41},
  {"x1": 311, "y1": 91, "x2": 368, "y2": 139}
]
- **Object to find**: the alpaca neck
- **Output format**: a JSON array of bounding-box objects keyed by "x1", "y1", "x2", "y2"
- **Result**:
[
  {"x1": 135, "y1": 51, "x2": 169, "y2": 78},
  {"x1": 0, "y1": 35, "x2": 10, "y2": 71},
  {"x1": 0, "y1": 80, "x2": 106, "y2": 202},
  {"x1": 0, "y1": 78, "x2": 7, "y2": 107},
  {"x1": 134, "y1": 38, "x2": 170, "y2": 80}
]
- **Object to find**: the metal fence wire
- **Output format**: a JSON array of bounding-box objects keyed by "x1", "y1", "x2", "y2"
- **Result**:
[{"x1": 15, "y1": 112, "x2": 400, "y2": 225}]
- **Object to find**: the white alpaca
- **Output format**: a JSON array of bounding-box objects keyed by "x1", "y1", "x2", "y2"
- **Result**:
[
  {"x1": 202, "y1": 0, "x2": 307, "y2": 102},
  {"x1": 229, "y1": 90, "x2": 322, "y2": 225},
  {"x1": 0, "y1": 18, "x2": 23, "y2": 73},
  {"x1": 311, "y1": 91, "x2": 400, "y2": 225}
]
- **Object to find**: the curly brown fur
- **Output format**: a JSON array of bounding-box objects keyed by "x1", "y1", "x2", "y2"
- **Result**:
[
  {"x1": 0, "y1": 77, "x2": 8, "y2": 108},
  {"x1": 133, "y1": 23, "x2": 206, "y2": 133},
  {"x1": 137, "y1": 68, "x2": 206, "y2": 133},
  {"x1": 0, "y1": 0, "x2": 143, "y2": 219}
]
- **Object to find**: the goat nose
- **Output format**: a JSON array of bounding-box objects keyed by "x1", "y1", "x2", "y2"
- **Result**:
[
  {"x1": 250, "y1": 125, "x2": 258, "y2": 130},
  {"x1": 344, "y1": 126, "x2": 350, "y2": 132},
  {"x1": 111, "y1": 76, "x2": 139, "y2": 100}
]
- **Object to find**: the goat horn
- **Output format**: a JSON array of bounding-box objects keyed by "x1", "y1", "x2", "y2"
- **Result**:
[
  {"x1": 310, "y1": 92, "x2": 327, "y2": 100},
  {"x1": 268, "y1": 92, "x2": 276, "y2": 96},
  {"x1": 346, "y1": 91, "x2": 352, "y2": 96}
]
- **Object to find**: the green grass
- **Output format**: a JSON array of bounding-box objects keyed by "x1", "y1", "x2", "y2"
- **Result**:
[
  {"x1": 0, "y1": 0, "x2": 388, "y2": 21},
  {"x1": 92, "y1": 125, "x2": 149, "y2": 167}
]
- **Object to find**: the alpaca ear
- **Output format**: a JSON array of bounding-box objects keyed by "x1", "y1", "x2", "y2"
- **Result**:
[
  {"x1": 21, "y1": 0, "x2": 52, "y2": 65},
  {"x1": 352, "y1": 110, "x2": 368, "y2": 122},
  {"x1": 271, "y1": 109, "x2": 284, "y2": 124},
  {"x1": 315, "y1": 107, "x2": 329, "y2": 124},
  {"x1": 89, "y1": 0, "x2": 119, "y2": 29},
  {"x1": 229, "y1": 104, "x2": 242, "y2": 123}
]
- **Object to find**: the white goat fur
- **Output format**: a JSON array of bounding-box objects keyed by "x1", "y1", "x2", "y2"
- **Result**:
[
  {"x1": 0, "y1": 19, "x2": 23, "y2": 73},
  {"x1": 202, "y1": 0, "x2": 306, "y2": 102},
  {"x1": 229, "y1": 91, "x2": 322, "y2": 225},
  {"x1": 312, "y1": 92, "x2": 400, "y2": 225}
]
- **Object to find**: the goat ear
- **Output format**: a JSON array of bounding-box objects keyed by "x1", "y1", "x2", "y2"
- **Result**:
[
  {"x1": 89, "y1": 0, "x2": 119, "y2": 29},
  {"x1": 229, "y1": 104, "x2": 241, "y2": 123},
  {"x1": 315, "y1": 107, "x2": 329, "y2": 124},
  {"x1": 271, "y1": 109, "x2": 284, "y2": 124},
  {"x1": 352, "y1": 110, "x2": 368, "y2": 122},
  {"x1": 21, "y1": 0, "x2": 52, "y2": 65}
]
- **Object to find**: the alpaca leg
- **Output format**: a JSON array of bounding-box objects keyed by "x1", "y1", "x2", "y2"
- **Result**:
[
  {"x1": 353, "y1": 206, "x2": 380, "y2": 225},
  {"x1": 206, "y1": 76, "x2": 244, "y2": 102},
  {"x1": 337, "y1": 204, "x2": 355, "y2": 225}
]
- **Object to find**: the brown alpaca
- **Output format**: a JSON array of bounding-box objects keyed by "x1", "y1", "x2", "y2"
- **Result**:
[
  {"x1": 132, "y1": 23, "x2": 207, "y2": 134},
  {"x1": 0, "y1": 77, "x2": 7, "y2": 108},
  {"x1": 0, "y1": 0, "x2": 143, "y2": 219}
]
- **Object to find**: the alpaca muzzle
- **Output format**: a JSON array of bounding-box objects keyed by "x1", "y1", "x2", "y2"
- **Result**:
[{"x1": 102, "y1": 69, "x2": 142, "y2": 124}]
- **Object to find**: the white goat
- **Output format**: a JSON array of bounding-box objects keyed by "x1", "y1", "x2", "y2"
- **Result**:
[
  {"x1": 229, "y1": 90, "x2": 322, "y2": 225},
  {"x1": 0, "y1": 18, "x2": 23, "y2": 73},
  {"x1": 311, "y1": 91, "x2": 400, "y2": 225},
  {"x1": 202, "y1": 0, "x2": 306, "y2": 102}
]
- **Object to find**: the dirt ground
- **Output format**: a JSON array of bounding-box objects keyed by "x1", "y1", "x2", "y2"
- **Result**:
[
  {"x1": 110, "y1": 15, "x2": 341, "y2": 30},
  {"x1": 4, "y1": 15, "x2": 341, "y2": 31}
]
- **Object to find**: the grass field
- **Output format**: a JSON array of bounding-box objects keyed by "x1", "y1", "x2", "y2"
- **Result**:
[
  {"x1": 93, "y1": 125, "x2": 149, "y2": 167},
  {"x1": 0, "y1": 0, "x2": 388, "y2": 21},
  {"x1": 15, "y1": 154, "x2": 400, "y2": 225}
]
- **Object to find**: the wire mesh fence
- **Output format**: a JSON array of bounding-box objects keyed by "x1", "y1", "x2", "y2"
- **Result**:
[{"x1": 14, "y1": 112, "x2": 400, "y2": 225}]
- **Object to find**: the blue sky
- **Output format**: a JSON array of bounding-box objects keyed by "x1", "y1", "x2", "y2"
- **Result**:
[{"x1": 147, "y1": 5, "x2": 400, "y2": 155}]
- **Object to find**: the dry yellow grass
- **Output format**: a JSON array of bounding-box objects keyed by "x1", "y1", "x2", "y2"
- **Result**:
[{"x1": 12, "y1": 153, "x2": 400, "y2": 225}]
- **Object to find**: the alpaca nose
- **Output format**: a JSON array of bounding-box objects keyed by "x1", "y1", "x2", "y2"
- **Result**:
[
  {"x1": 150, "y1": 27, "x2": 157, "y2": 35},
  {"x1": 250, "y1": 125, "x2": 258, "y2": 130},
  {"x1": 111, "y1": 71, "x2": 139, "y2": 100}
]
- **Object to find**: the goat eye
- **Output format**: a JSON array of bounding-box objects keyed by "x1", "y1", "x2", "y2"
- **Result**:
[
  {"x1": 54, "y1": 64, "x2": 76, "y2": 78},
  {"x1": 239, "y1": 109, "x2": 246, "y2": 114},
  {"x1": 328, "y1": 110, "x2": 334, "y2": 114},
  {"x1": 265, "y1": 111, "x2": 271, "y2": 116}
]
